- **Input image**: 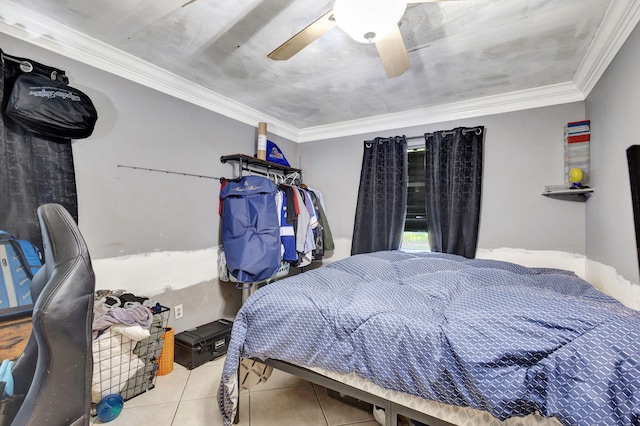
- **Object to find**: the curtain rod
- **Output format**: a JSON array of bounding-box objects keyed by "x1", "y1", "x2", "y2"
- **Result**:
[{"x1": 405, "y1": 127, "x2": 484, "y2": 140}]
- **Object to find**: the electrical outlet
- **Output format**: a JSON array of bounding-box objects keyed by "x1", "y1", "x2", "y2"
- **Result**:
[{"x1": 174, "y1": 304, "x2": 183, "y2": 320}]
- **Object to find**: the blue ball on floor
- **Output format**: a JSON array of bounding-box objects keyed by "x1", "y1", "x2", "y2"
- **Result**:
[{"x1": 96, "y1": 394, "x2": 124, "y2": 423}]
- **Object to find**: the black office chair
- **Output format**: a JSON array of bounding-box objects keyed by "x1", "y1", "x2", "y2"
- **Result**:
[{"x1": 8, "y1": 203, "x2": 95, "y2": 425}]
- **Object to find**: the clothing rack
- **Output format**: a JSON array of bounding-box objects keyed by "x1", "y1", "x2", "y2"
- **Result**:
[{"x1": 220, "y1": 154, "x2": 302, "y2": 184}]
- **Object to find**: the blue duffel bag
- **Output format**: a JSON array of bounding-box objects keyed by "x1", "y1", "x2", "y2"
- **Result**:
[
  {"x1": 220, "y1": 176, "x2": 280, "y2": 283},
  {"x1": 0, "y1": 230, "x2": 42, "y2": 309}
]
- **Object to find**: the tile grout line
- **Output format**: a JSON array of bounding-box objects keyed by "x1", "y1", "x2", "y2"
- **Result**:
[
  {"x1": 170, "y1": 366, "x2": 192, "y2": 425},
  {"x1": 312, "y1": 384, "x2": 331, "y2": 426}
]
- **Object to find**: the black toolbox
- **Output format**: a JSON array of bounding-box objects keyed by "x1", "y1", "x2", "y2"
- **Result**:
[{"x1": 174, "y1": 319, "x2": 233, "y2": 370}]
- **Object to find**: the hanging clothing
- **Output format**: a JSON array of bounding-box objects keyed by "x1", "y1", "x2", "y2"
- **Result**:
[
  {"x1": 297, "y1": 189, "x2": 317, "y2": 267},
  {"x1": 291, "y1": 187, "x2": 310, "y2": 255},
  {"x1": 276, "y1": 184, "x2": 305, "y2": 266},
  {"x1": 309, "y1": 191, "x2": 325, "y2": 260},
  {"x1": 275, "y1": 184, "x2": 332, "y2": 266},
  {"x1": 219, "y1": 178, "x2": 229, "y2": 216},
  {"x1": 218, "y1": 174, "x2": 333, "y2": 280},
  {"x1": 277, "y1": 190, "x2": 297, "y2": 263},
  {"x1": 308, "y1": 188, "x2": 334, "y2": 252},
  {"x1": 279, "y1": 185, "x2": 298, "y2": 226},
  {"x1": 301, "y1": 189, "x2": 317, "y2": 253},
  {"x1": 308, "y1": 187, "x2": 326, "y2": 212}
]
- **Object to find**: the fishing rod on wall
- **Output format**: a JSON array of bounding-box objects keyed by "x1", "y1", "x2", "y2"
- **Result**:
[{"x1": 117, "y1": 164, "x2": 225, "y2": 180}]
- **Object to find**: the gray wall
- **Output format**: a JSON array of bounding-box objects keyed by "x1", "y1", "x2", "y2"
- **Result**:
[
  {"x1": 9, "y1": 25, "x2": 635, "y2": 325},
  {"x1": 585, "y1": 20, "x2": 640, "y2": 285},
  {"x1": 0, "y1": 32, "x2": 298, "y2": 260},
  {"x1": 0, "y1": 31, "x2": 590, "y2": 263},
  {"x1": 300, "y1": 103, "x2": 588, "y2": 254},
  {"x1": 1, "y1": 32, "x2": 299, "y2": 330}
]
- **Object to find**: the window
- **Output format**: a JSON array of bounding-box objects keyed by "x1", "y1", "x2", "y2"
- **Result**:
[{"x1": 402, "y1": 148, "x2": 430, "y2": 251}]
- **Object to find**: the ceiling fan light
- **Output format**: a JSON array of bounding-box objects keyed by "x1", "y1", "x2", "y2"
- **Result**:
[{"x1": 333, "y1": 0, "x2": 407, "y2": 43}]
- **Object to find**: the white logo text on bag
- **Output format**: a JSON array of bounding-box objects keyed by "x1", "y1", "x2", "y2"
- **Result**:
[{"x1": 29, "y1": 86, "x2": 81, "y2": 102}]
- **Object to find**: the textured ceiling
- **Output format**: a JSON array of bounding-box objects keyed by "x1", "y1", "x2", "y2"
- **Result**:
[{"x1": 0, "y1": 0, "x2": 635, "y2": 139}]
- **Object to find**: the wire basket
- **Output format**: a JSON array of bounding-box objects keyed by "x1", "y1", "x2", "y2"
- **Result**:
[{"x1": 91, "y1": 305, "x2": 169, "y2": 405}]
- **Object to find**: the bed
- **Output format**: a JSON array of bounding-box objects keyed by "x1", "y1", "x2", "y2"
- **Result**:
[{"x1": 217, "y1": 250, "x2": 640, "y2": 426}]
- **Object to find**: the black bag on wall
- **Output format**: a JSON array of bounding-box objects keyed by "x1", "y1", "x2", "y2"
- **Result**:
[
  {"x1": 5, "y1": 71, "x2": 98, "y2": 139},
  {"x1": 1, "y1": 49, "x2": 79, "y2": 252}
]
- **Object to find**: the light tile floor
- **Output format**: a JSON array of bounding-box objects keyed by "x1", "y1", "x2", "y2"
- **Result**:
[{"x1": 92, "y1": 356, "x2": 380, "y2": 426}]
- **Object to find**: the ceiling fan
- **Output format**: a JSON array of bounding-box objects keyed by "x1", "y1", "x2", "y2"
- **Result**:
[{"x1": 267, "y1": 0, "x2": 461, "y2": 79}]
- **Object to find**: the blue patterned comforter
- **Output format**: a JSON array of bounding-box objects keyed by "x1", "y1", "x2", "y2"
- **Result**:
[{"x1": 217, "y1": 251, "x2": 640, "y2": 425}]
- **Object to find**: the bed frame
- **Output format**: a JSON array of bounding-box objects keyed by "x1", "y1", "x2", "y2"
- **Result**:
[{"x1": 235, "y1": 358, "x2": 455, "y2": 426}]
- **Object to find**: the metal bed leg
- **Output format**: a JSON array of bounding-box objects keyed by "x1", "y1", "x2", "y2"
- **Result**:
[
  {"x1": 233, "y1": 364, "x2": 241, "y2": 424},
  {"x1": 384, "y1": 406, "x2": 394, "y2": 426},
  {"x1": 389, "y1": 405, "x2": 398, "y2": 426},
  {"x1": 241, "y1": 287, "x2": 250, "y2": 305},
  {"x1": 241, "y1": 283, "x2": 262, "y2": 305}
]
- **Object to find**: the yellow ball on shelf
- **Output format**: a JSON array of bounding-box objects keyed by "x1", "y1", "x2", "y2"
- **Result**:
[{"x1": 569, "y1": 167, "x2": 583, "y2": 186}]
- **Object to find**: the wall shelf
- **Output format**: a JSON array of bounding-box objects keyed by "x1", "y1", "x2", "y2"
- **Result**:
[{"x1": 542, "y1": 187, "x2": 594, "y2": 202}]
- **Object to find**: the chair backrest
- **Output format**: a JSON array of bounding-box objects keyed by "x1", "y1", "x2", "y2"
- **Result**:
[{"x1": 10, "y1": 203, "x2": 95, "y2": 426}]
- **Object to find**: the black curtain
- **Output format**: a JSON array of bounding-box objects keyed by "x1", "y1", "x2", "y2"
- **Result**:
[
  {"x1": 424, "y1": 127, "x2": 484, "y2": 258},
  {"x1": 351, "y1": 136, "x2": 407, "y2": 255},
  {"x1": 627, "y1": 146, "x2": 640, "y2": 276},
  {"x1": 1, "y1": 49, "x2": 78, "y2": 251}
]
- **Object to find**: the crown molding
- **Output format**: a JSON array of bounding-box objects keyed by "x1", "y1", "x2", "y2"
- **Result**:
[
  {"x1": 1, "y1": 0, "x2": 635, "y2": 144},
  {"x1": 573, "y1": 0, "x2": 640, "y2": 98},
  {"x1": 0, "y1": 0, "x2": 301, "y2": 141},
  {"x1": 296, "y1": 82, "x2": 585, "y2": 142},
  {"x1": 301, "y1": 0, "x2": 640, "y2": 143}
]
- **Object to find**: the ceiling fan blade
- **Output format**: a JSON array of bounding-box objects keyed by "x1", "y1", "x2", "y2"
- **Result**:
[
  {"x1": 375, "y1": 26, "x2": 411, "y2": 78},
  {"x1": 268, "y1": 10, "x2": 337, "y2": 61}
]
